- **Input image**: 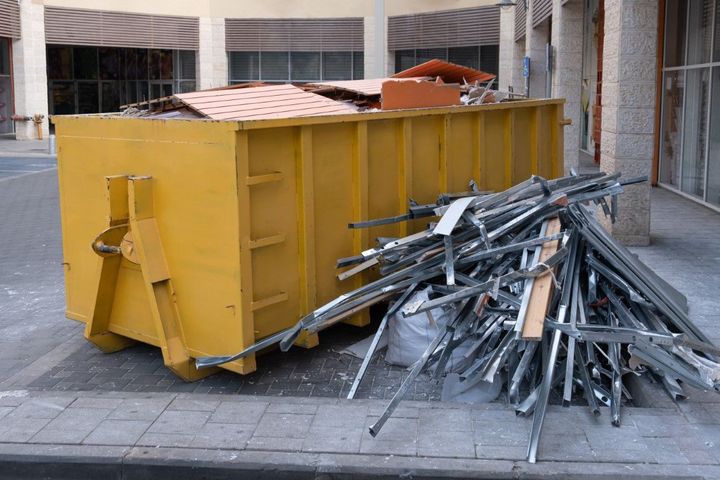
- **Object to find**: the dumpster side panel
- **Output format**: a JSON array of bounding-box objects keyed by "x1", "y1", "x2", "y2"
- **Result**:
[{"x1": 55, "y1": 118, "x2": 248, "y2": 367}]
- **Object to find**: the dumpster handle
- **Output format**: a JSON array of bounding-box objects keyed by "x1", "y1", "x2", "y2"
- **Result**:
[{"x1": 91, "y1": 224, "x2": 129, "y2": 256}]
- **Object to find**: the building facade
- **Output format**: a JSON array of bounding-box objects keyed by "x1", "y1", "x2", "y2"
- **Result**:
[
  {"x1": 499, "y1": 0, "x2": 720, "y2": 244},
  {"x1": 0, "y1": 0, "x2": 500, "y2": 140}
]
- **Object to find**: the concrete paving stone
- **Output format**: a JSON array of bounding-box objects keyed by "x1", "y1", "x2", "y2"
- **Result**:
[
  {"x1": 147, "y1": 409, "x2": 210, "y2": 435},
  {"x1": 475, "y1": 444, "x2": 527, "y2": 460},
  {"x1": 28, "y1": 427, "x2": 92, "y2": 444},
  {"x1": 190, "y1": 422, "x2": 254, "y2": 449},
  {"x1": 642, "y1": 437, "x2": 690, "y2": 464},
  {"x1": 366, "y1": 405, "x2": 419, "y2": 418},
  {"x1": 265, "y1": 402, "x2": 318, "y2": 415},
  {"x1": 68, "y1": 397, "x2": 125, "y2": 410},
  {"x1": 82, "y1": 419, "x2": 152, "y2": 446},
  {"x1": 0, "y1": 392, "x2": 29, "y2": 407},
  {"x1": 208, "y1": 401, "x2": 267, "y2": 424},
  {"x1": 534, "y1": 434, "x2": 596, "y2": 462},
  {"x1": 136, "y1": 432, "x2": 195, "y2": 448},
  {"x1": 253, "y1": 413, "x2": 313, "y2": 439},
  {"x1": 42, "y1": 407, "x2": 111, "y2": 432},
  {"x1": 359, "y1": 437, "x2": 417, "y2": 457},
  {"x1": 311, "y1": 404, "x2": 368, "y2": 429},
  {"x1": 469, "y1": 407, "x2": 520, "y2": 423},
  {"x1": 631, "y1": 414, "x2": 692, "y2": 437},
  {"x1": 677, "y1": 402, "x2": 720, "y2": 424},
  {"x1": 0, "y1": 406, "x2": 14, "y2": 420},
  {"x1": 418, "y1": 406, "x2": 473, "y2": 433},
  {"x1": 583, "y1": 425, "x2": 646, "y2": 451},
  {"x1": 246, "y1": 435, "x2": 303, "y2": 452},
  {"x1": 0, "y1": 417, "x2": 52, "y2": 442},
  {"x1": 358, "y1": 417, "x2": 418, "y2": 456},
  {"x1": 167, "y1": 397, "x2": 220, "y2": 412},
  {"x1": 417, "y1": 427, "x2": 475, "y2": 458},
  {"x1": 672, "y1": 433, "x2": 720, "y2": 465},
  {"x1": 8, "y1": 398, "x2": 73, "y2": 419},
  {"x1": 301, "y1": 425, "x2": 362, "y2": 454},
  {"x1": 473, "y1": 421, "x2": 530, "y2": 447},
  {"x1": 106, "y1": 397, "x2": 173, "y2": 421}
]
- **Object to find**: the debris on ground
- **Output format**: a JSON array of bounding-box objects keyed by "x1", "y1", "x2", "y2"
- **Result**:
[{"x1": 197, "y1": 172, "x2": 720, "y2": 463}]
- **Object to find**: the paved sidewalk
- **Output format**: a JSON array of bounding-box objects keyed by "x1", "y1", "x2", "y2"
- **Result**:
[
  {"x1": 1, "y1": 389, "x2": 719, "y2": 479},
  {"x1": 0, "y1": 137, "x2": 54, "y2": 157},
  {"x1": 1, "y1": 162, "x2": 720, "y2": 478}
]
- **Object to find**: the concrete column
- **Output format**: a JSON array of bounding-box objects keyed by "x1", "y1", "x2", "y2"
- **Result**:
[
  {"x1": 551, "y1": 0, "x2": 584, "y2": 173},
  {"x1": 364, "y1": 0, "x2": 387, "y2": 79},
  {"x1": 498, "y1": 5, "x2": 526, "y2": 93},
  {"x1": 12, "y1": 0, "x2": 48, "y2": 140},
  {"x1": 197, "y1": 17, "x2": 228, "y2": 90},
  {"x1": 498, "y1": 7, "x2": 515, "y2": 91},
  {"x1": 600, "y1": 0, "x2": 658, "y2": 245},
  {"x1": 525, "y1": 2, "x2": 550, "y2": 98}
]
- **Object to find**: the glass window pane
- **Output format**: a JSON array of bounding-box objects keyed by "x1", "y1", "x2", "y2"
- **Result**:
[
  {"x1": 659, "y1": 71, "x2": 685, "y2": 187},
  {"x1": 322, "y1": 52, "x2": 351, "y2": 80},
  {"x1": 416, "y1": 48, "x2": 447, "y2": 64},
  {"x1": 680, "y1": 67, "x2": 710, "y2": 197},
  {"x1": 127, "y1": 81, "x2": 137, "y2": 104},
  {"x1": 261, "y1": 51, "x2": 289, "y2": 81},
  {"x1": 77, "y1": 82, "x2": 99, "y2": 113},
  {"x1": 291, "y1": 52, "x2": 320, "y2": 81},
  {"x1": 0, "y1": 76, "x2": 12, "y2": 134},
  {"x1": 0, "y1": 38, "x2": 10, "y2": 76},
  {"x1": 176, "y1": 50, "x2": 196, "y2": 80},
  {"x1": 685, "y1": 0, "x2": 713, "y2": 65},
  {"x1": 229, "y1": 52, "x2": 260, "y2": 81},
  {"x1": 664, "y1": 0, "x2": 688, "y2": 67},
  {"x1": 715, "y1": 2, "x2": 720, "y2": 61},
  {"x1": 126, "y1": 49, "x2": 138, "y2": 80},
  {"x1": 177, "y1": 81, "x2": 196, "y2": 93},
  {"x1": 707, "y1": 67, "x2": 720, "y2": 206},
  {"x1": 149, "y1": 50, "x2": 161, "y2": 80},
  {"x1": 99, "y1": 48, "x2": 120, "y2": 80},
  {"x1": 50, "y1": 81, "x2": 75, "y2": 114},
  {"x1": 47, "y1": 46, "x2": 73, "y2": 80},
  {"x1": 448, "y1": 46, "x2": 479, "y2": 70},
  {"x1": 138, "y1": 81, "x2": 149, "y2": 102},
  {"x1": 73, "y1": 47, "x2": 98, "y2": 80},
  {"x1": 353, "y1": 51, "x2": 364, "y2": 79},
  {"x1": 394, "y1": 50, "x2": 415, "y2": 73},
  {"x1": 480, "y1": 45, "x2": 500, "y2": 79},
  {"x1": 137, "y1": 49, "x2": 149, "y2": 79},
  {"x1": 160, "y1": 50, "x2": 173, "y2": 80},
  {"x1": 101, "y1": 81, "x2": 120, "y2": 112}
]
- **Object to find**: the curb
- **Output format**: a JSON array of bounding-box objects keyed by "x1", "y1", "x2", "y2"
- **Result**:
[{"x1": 0, "y1": 443, "x2": 715, "y2": 480}]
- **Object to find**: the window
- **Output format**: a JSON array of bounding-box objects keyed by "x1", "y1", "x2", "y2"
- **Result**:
[
  {"x1": 392, "y1": 46, "x2": 499, "y2": 80},
  {"x1": 47, "y1": 46, "x2": 196, "y2": 115},
  {"x1": 228, "y1": 51, "x2": 363, "y2": 84},
  {"x1": 659, "y1": 0, "x2": 720, "y2": 208}
]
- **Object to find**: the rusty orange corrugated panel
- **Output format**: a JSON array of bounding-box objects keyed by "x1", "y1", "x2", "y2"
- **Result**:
[
  {"x1": 392, "y1": 59, "x2": 496, "y2": 84},
  {"x1": 174, "y1": 84, "x2": 356, "y2": 121}
]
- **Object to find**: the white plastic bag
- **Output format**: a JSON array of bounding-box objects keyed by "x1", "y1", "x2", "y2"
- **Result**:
[{"x1": 386, "y1": 286, "x2": 453, "y2": 367}]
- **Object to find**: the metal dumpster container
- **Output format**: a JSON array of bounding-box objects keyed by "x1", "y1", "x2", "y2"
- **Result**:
[{"x1": 54, "y1": 98, "x2": 566, "y2": 379}]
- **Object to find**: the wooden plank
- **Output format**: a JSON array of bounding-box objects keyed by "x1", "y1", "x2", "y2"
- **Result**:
[{"x1": 522, "y1": 217, "x2": 562, "y2": 341}]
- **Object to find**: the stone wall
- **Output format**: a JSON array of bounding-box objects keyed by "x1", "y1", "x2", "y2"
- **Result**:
[
  {"x1": 12, "y1": 0, "x2": 49, "y2": 140},
  {"x1": 599, "y1": 0, "x2": 658, "y2": 245},
  {"x1": 197, "y1": 17, "x2": 228, "y2": 90}
]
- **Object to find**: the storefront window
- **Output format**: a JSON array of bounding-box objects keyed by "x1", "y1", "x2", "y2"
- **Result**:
[
  {"x1": 47, "y1": 46, "x2": 195, "y2": 115},
  {"x1": 392, "y1": 46, "x2": 500, "y2": 81},
  {"x1": 707, "y1": 68, "x2": 720, "y2": 206},
  {"x1": 659, "y1": 0, "x2": 720, "y2": 208},
  {"x1": 228, "y1": 51, "x2": 362, "y2": 83}
]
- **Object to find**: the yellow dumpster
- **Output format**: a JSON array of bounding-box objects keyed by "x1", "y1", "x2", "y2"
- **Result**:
[{"x1": 54, "y1": 98, "x2": 565, "y2": 379}]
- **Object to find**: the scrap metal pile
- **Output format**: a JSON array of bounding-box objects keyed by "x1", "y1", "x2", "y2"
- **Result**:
[{"x1": 197, "y1": 172, "x2": 720, "y2": 463}]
